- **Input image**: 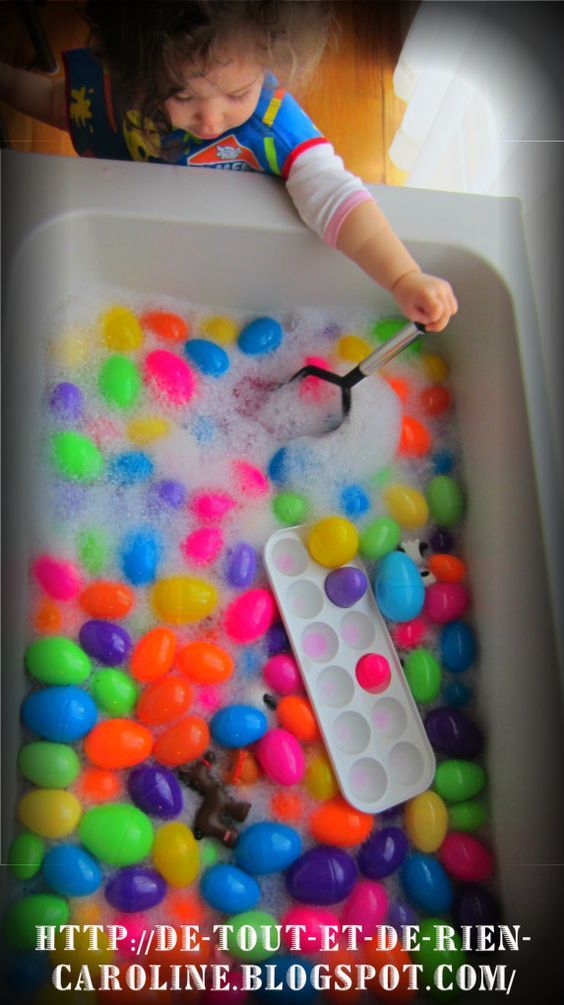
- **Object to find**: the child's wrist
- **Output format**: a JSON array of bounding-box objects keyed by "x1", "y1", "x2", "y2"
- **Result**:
[{"x1": 389, "y1": 267, "x2": 422, "y2": 293}]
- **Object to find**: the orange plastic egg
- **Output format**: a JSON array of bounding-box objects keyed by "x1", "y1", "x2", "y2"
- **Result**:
[
  {"x1": 224, "y1": 749, "x2": 261, "y2": 786},
  {"x1": 383, "y1": 374, "x2": 411, "y2": 404},
  {"x1": 84, "y1": 719, "x2": 153, "y2": 769},
  {"x1": 79, "y1": 581, "x2": 134, "y2": 619},
  {"x1": 427, "y1": 553, "x2": 467, "y2": 583},
  {"x1": 309, "y1": 796, "x2": 373, "y2": 846},
  {"x1": 270, "y1": 791, "x2": 304, "y2": 822},
  {"x1": 165, "y1": 889, "x2": 205, "y2": 924},
  {"x1": 420, "y1": 384, "x2": 452, "y2": 416},
  {"x1": 363, "y1": 940, "x2": 417, "y2": 1003},
  {"x1": 140, "y1": 310, "x2": 189, "y2": 343},
  {"x1": 33, "y1": 599, "x2": 62, "y2": 634},
  {"x1": 398, "y1": 416, "x2": 432, "y2": 456},
  {"x1": 76, "y1": 767, "x2": 122, "y2": 803},
  {"x1": 136, "y1": 675, "x2": 193, "y2": 726},
  {"x1": 131, "y1": 627, "x2": 177, "y2": 682},
  {"x1": 277, "y1": 695, "x2": 321, "y2": 743},
  {"x1": 177, "y1": 640, "x2": 234, "y2": 684},
  {"x1": 153, "y1": 716, "x2": 210, "y2": 767}
]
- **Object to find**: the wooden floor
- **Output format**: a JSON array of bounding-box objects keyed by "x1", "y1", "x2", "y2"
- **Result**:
[{"x1": 0, "y1": 0, "x2": 417, "y2": 184}]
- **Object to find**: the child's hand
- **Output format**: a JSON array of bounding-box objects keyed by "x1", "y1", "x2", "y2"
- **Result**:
[{"x1": 390, "y1": 270, "x2": 458, "y2": 332}]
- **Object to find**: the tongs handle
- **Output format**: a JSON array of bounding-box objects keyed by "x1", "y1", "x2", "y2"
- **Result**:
[{"x1": 357, "y1": 321, "x2": 426, "y2": 378}]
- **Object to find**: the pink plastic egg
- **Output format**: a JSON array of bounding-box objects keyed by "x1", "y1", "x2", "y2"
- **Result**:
[
  {"x1": 255, "y1": 727, "x2": 305, "y2": 785},
  {"x1": 355, "y1": 653, "x2": 391, "y2": 693},
  {"x1": 281, "y1": 905, "x2": 340, "y2": 951},
  {"x1": 144, "y1": 349, "x2": 196, "y2": 405},
  {"x1": 262, "y1": 653, "x2": 304, "y2": 695},
  {"x1": 424, "y1": 582, "x2": 470, "y2": 623},
  {"x1": 438, "y1": 832, "x2": 494, "y2": 882},
  {"x1": 299, "y1": 355, "x2": 333, "y2": 400},
  {"x1": 341, "y1": 880, "x2": 389, "y2": 935},
  {"x1": 233, "y1": 460, "x2": 269, "y2": 498},
  {"x1": 225, "y1": 588, "x2": 276, "y2": 644},
  {"x1": 33, "y1": 555, "x2": 81, "y2": 601},
  {"x1": 392, "y1": 617, "x2": 427, "y2": 648},
  {"x1": 182, "y1": 527, "x2": 223, "y2": 566},
  {"x1": 199, "y1": 686, "x2": 222, "y2": 711},
  {"x1": 190, "y1": 491, "x2": 236, "y2": 521},
  {"x1": 112, "y1": 913, "x2": 150, "y2": 958}
]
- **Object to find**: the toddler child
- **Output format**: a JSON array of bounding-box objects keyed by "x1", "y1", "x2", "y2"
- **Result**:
[{"x1": 0, "y1": 0, "x2": 457, "y2": 331}]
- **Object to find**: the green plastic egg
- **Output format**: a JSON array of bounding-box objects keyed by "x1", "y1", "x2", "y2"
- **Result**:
[
  {"x1": 272, "y1": 492, "x2": 309, "y2": 525},
  {"x1": 410, "y1": 917, "x2": 466, "y2": 1001},
  {"x1": 91, "y1": 668, "x2": 139, "y2": 717},
  {"x1": 79, "y1": 803, "x2": 154, "y2": 865},
  {"x1": 78, "y1": 527, "x2": 108, "y2": 575},
  {"x1": 359, "y1": 516, "x2": 401, "y2": 559},
  {"x1": 25, "y1": 636, "x2": 91, "y2": 685},
  {"x1": 404, "y1": 648, "x2": 442, "y2": 703},
  {"x1": 226, "y1": 911, "x2": 279, "y2": 961},
  {"x1": 3, "y1": 894, "x2": 70, "y2": 949},
  {"x1": 434, "y1": 759, "x2": 486, "y2": 803},
  {"x1": 8, "y1": 831, "x2": 45, "y2": 879},
  {"x1": 426, "y1": 475, "x2": 464, "y2": 526},
  {"x1": 98, "y1": 354, "x2": 141, "y2": 410},
  {"x1": 371, "y1": 317, "x2": 421, "y2": 355},
  {"x1": 448, "y1": 799, "x2": 488, "y2": 831},
  {"x1": 50, "y1": 432, "x2": 104, "y2": 482},
  {"x1": 18, "y1": 741, "x2": 81, "y2": 788}
]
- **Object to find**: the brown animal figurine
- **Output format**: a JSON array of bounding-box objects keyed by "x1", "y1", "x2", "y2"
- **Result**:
[{"x1": 178, "y1": 749, "x2": 251, "y2": 848}]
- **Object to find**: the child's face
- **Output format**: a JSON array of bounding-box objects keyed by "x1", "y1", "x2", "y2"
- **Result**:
[{"x1": 164, "y1": 53, "x2": 264, "y2": 140}]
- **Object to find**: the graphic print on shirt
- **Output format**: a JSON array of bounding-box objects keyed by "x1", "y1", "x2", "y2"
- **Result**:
[{"x1": 187, "y1": 136, "x2": 263, "y2": 171}]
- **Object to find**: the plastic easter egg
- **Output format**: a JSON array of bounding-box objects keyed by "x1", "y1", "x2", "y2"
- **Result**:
[
  {"x1": 33, "y1": 598, "x2": 62, "y2": 635},
  {"x1": 427, "y1": 553, "x2": 466, "y2": 582},
  {"x1": 191, "y1": 490, "x2": 236, "y2": 521},
  {"x1": 341, "y1": 879, "x2": 388, "y2": 935},
  {"x1": 266, "y1": 621, "x2": 290, "y2": 655},
  {"x1": 185, "y1": 338, "x2": 230, "y2": 376},
  {"x1": 324, "y1": 567, "x2": 367, "y2": 608},
  {"x1": 152, "y1": 576, "x2": 218, "y2": 624},
  {"x1": 438, "y1": 833, "x2": 493, "y2": 883},
  {"x1": 78, "y1": 527, "x2": 108, "y2": 575},
  {"x1": 448, "y1": 800, "x2": 488, "y2": 832},
  {"x1": 91, "y1": 669, "x2": 139, "y2": 717},
  {"x1": 3, "y1": 895, "x2": 70, "y2": 950},
  {"x1": 50, "y1": 432, "x2": 104, "y2": 482},
  {"x1": 141, "y1": 309, "x2": 189, "y2": 342},
  {"x1": 453, "y1": 885, "x2": 501, "y2": 929},
  {"x1": 79, "y1": 620, "x2": 132, "y2": 665},
  {"x1": 108, "y1": 450, "x2": 154, "y2": 486},
  {"x1": 200, "y1": 314, "x2": 238, "y2": 344},
  {"x1": 98, "y1": 355, "x2": 141, "y2": 410},
  {"x1": 410, "y1": 918, "x2": 466, "y2": 1002},
  {"x1": 49, "y1": 381, "x2": 84, "y2": 422},
  {"x1": 433, "y1": 450, "x2": 455, "y2": 475},
  {"x1": 238, "y1": 317, "x2": 283, "y2": 356},
  {"x1": 77, "y1": 767, "x2": 122, "y2": 804},
  {"x1": 225, "y1": 588, "x2": 276, "y2": 643},
  {"x1": 339, "y1": 483, "x2": 370, "y2": 519},
  {"x1": 152, "y1": 479, "x2": 187, "y2": 509},
  {"x1": 424, "y1": 582, "x2": 470, "y2": 624},
  {"x1": 304, "y1": 752, "x2": 338, "y2": 801},
  {"x1": 355, "y1": 653, "x2": 391, "y2": 693},
  {"x1": 404, "y1": 791, "x2": 448, "y2": 853},
  {"x1": 359, "y1": 516, "x2": 402, "y2": 560},
  {"x1": 424, "y1": 707, "x2": 483, "y2": 759},
  {"x1": 151, "y1": 822, "x2": 199, "y2": 887},
  {"x1": 400, "y1": 852, "x2": 453, "y2": 913},
  {"x1": 374, "y1": 551, "x2": 425, "y2": 622},
  {"x1": 80, "y1": 581, "x2": 134, "y2": 619},
  {"x1": 33, "y1": 556, "x2": 81, "y2": 601},
  {"x1": 262, "y1": 653, "x2": 302, "y2": 695},
  {"x1": 234, "y1": 822, "x2": 302, "y2": 875},
  {"x1": 144, "y1": 349, "x2": 196, "y2": 405},
  {"x1": 201, "y1": 863, "x2": 260, "y2": 914},
  {"x1": 225, "y1": 542, "x2": 258, "y2": 589},
  {"x1": 268, "y1": 447, "x2": 289, "y2": 486},
  {"x1": 426, "y1": 476, "x2": 464, "y2": 526},
  {"x1": 153, "y1": 715, "x2": 210, "y2": 767},
  {"x1": 272, "y1": 492, "x2": 309, "y2": 525},
  {"x1": 281, "y1": 906, "x2": 340, "y2": 952},
  {"x1": 309, "y1": 796, "x2": 372, "y2": 847},
  {"x1": 392, "y1": 616, "x2": 426, "y2": 649},
  {"x1": 18, "y1": 742, "x2": 80, "y2": 789},
  {"x1": 136, "y1": 675, "x2": 192, "y2": 726},
  {"x1": 79, "y1": 803, "x2": 154, "y2": 866},
  {"x1": 9, "y1": 831, "x2": 45, "y2": 879},
  {"x1": 178, "y1": 640, "x2": 234, "y2": 685},
  {"x1": 286, "y1": 846, "x2": 357, "y2": 904},
  {"x1": 117, "y1": 524, "x2": 160, "y2": 582},
  {"x1": 106, "y1": 867, "x2": 166, "y2": 912},
  {"x1": 386, "y1": 898, "x2": 419, "y2": 934},
  {"x1": 128, "y1": 764, "x2": 183, "y2": 818},
  {"x1": 232, "y1": 460, "x2": 269, "y2": 497},
  {"x1": 383, "y1": 485, "x2": 429, "y2": 529},
  {"x1": 182, "y1": 527, "x2": 223, "y2": 565},
  {"x1": 363, "y1": 938, "x2": 417, "y2": 1004},
  {"x1": 101, "y1": 305, "x2": 143, "y2": 350},
  {"x1": 255, "y1": 728, "x2": 305, "y2": 786},
  {"x1": 357, "y1": 826, "x2": 408, "y2": 879},
  {"x1": 131, "y1": 627, "x2": 177, "y2": 682},
  {"x1": 307, "y1": 516, "x2": 359, "y2": 568},
  {"x1": 25, "y1": 636, "x2": 90, "y2": 685},
  {"x1": 22, "y1": 686, "x2": 98, "y2": 742},
  {"x1": 277, "y1": 695, "x2": 320, "y2": 742},
  {"x1": 434, "y1": 759, "x2": 486, "y2": 803},
  {"x1": 210, "y1": 705, "x2": 268, "y2": 748},
  {"x1": 42, "y1": 844, "x2": 101, "y2": 897},
  {"x1": 226, "y1": 911, "x2": 280, "y2": 962},
  {"x1": 403, "y1": 648, "x2": 441, "y2": 703},
  {"x1": 85, "y1": 718, "x2": 153, "y2": 770},
  {"x1": 440, "y1": 620, "x2": 476, "y2": 672},
  {"x1": 337, "y1": 334, "x2": 371, "y2": 362},
  {"x1": 18, "y1": 789, "x2": 82, "y2": 839},
  {"x1": 256, "y1": 955, "x2": 316, "y2": 1005}
]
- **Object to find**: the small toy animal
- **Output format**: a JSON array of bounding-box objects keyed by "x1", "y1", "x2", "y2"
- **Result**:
[{"x1": 178, "y1": 749, "x2": 251, "y2": 847}]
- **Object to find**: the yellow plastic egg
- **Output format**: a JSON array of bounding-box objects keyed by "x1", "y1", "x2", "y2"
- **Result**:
[
  {"x1": 152, "y1": 822, "x2": 199, "y2": 886},
  {"x1": 50, "y1": 924, "x2": 114, "y2": 970},
  {"x1": 404, "y1": 790, "x2": 448, "y2": 852},
  {"x1": 101, "y1": 305, "x2": 143, "y2": 351},
  {"x1": 200, "y1": 314, "x2": 239, "y2": 344},
  {"x1": 337, "y1": 334, "x2": 372, "y2": 363},
  {"x1": 421, "y1": 352, "x2": 449, "y2": 383},
  {"x1": 18, "y1": 789, "x2": 82, "y2": 839},
  {"x1": 305, "y1": 752, "x2": 339, "y2": 801},
  {"x1": 50, "y1": 329, "x2": 90, "y2": 369},
  {"x1": 307, "y1": 516, "x2": 359, "y2": 568},
  {"x1": 151, "y1": 575, "x2": 218, "y2": 624},
  {"x1": 127, "y1": 415, "x2": 170, "y2": 444},
  {"x1": 383, "y1": 484, "x2": 429, "y2": 529}
]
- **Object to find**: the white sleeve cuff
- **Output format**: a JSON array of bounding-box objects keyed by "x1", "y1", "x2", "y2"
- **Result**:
[{"x1": 285, "y1": 142, "x2": 374, "y2": 246}]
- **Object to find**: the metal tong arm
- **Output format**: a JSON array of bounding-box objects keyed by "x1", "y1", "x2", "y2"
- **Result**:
[{"x1": 343, "y1": 321, "x2": 426, "y2": 388}]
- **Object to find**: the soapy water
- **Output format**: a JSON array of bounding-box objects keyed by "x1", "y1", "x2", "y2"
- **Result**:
[{"x1": 4, "y1": 287, "x2": 498, "y2": 995}]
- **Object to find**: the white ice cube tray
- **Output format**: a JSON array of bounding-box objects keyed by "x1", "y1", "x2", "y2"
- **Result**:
[{"x1": 264, "y1": 525, "x2": 436, "y2": 813}]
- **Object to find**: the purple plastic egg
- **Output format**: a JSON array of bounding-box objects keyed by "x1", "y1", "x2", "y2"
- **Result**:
[
  {"x1": 357, "y1": 826, "x2": 408, "y2": 879},
  {"x1": 387, "y1": 898, "x2": 420, "y2": 932},
  {"x1": 429, "y1": 527, "x2": 454, "y2": 553},
  {"x1": 105, "y1": 867, "x2": 166, "y2": 912},
  {"x1": 127, "y1": 764, "x2": 183, "y2": 818},
  {"x1": 424, "y1": 707, "x2": 483, "y2": 759},
  {"x1": 49, "y1": 382, "x2": 84, "y2": 422},
  {"x1": 453, "y1": 884, "x2": 502, "y2": 935},
  {"x1": 225, "y1": 542, "x2": 257, "y2": 589},
  {"x1": 324, "y1": 567, "x2": 367, "y2": 608},
  {"x1": 266, "y1": 622, "x2": 290, "y2": 656},
  {"x1": 78, "y1": 620, "x2": 132, "y2": 665},
  {"x1": 286, "y1": 846, "x2": 357, "y2": 905},
  {"x1": 156, "y1": 480, "x2": 187, "y2": 509}
]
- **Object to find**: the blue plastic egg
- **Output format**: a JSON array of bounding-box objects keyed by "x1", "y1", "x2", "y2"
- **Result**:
[
  {"x1": 268, "y1": 448, "x2": 288, "y2": 485},
  {"x1": 374, "y1": 551, "x2": 425, "y2": 622},
  {"x1": 286, "y1": 846, "x2": 357, "y2": 904},
  {"x1": 238, "y1": 317, "x2": 283, "y2": 356},
  {"x1": 257, "y1": 955, "x2": 316, "y2": 1004},
  {"x1": 442, "y1": 680, "x2": 473, "y2": 707},
  {"x1": 235, "y1": 822, "x2": 302, "y2": 875},
  {"x1": 225, "y1": 542, "x2": 257, "y2": 589},
  {"x1": 108, "y1": 451, "x2": 154, "y2": 486},
  {"x1": 22, "y1": 686, "x2": 98, "y2": 742},
  {"x1": 440, "y1": 620, "x2": 477, "y2": 672},
  {"x1": 120, "y1": 528, "x2": 162, "y2": 585},
  {"x1": 42, "y1": 844, "x2": 102, "y2": 897},
  {"x1": 185, "y1": 339, "x2": 230, "y2": 376},
  {"x1": 432, "y1": 450, "x2": 455, "y2": 475},
  {"x1": 200, "y1": 863, "x2": 260, "y2": 914},
  {"x1": 339, "y1": 483, "x2": 370, "y2": 519},
  {"x1": 210, "y1": 705, "x2": 268, "y2": 748},
  {"x1": 400, "y1": 852, "x2": 453, "y2": 913}
]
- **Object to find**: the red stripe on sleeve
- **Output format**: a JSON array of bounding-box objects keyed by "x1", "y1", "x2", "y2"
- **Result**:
[{"x1": 282, "y1": 137, "x2": 331, "y2": 179}]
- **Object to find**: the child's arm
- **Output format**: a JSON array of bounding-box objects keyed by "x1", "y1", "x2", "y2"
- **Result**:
[{"x1": 0, "y1": 61, "x2": 67, "y2": 131}]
